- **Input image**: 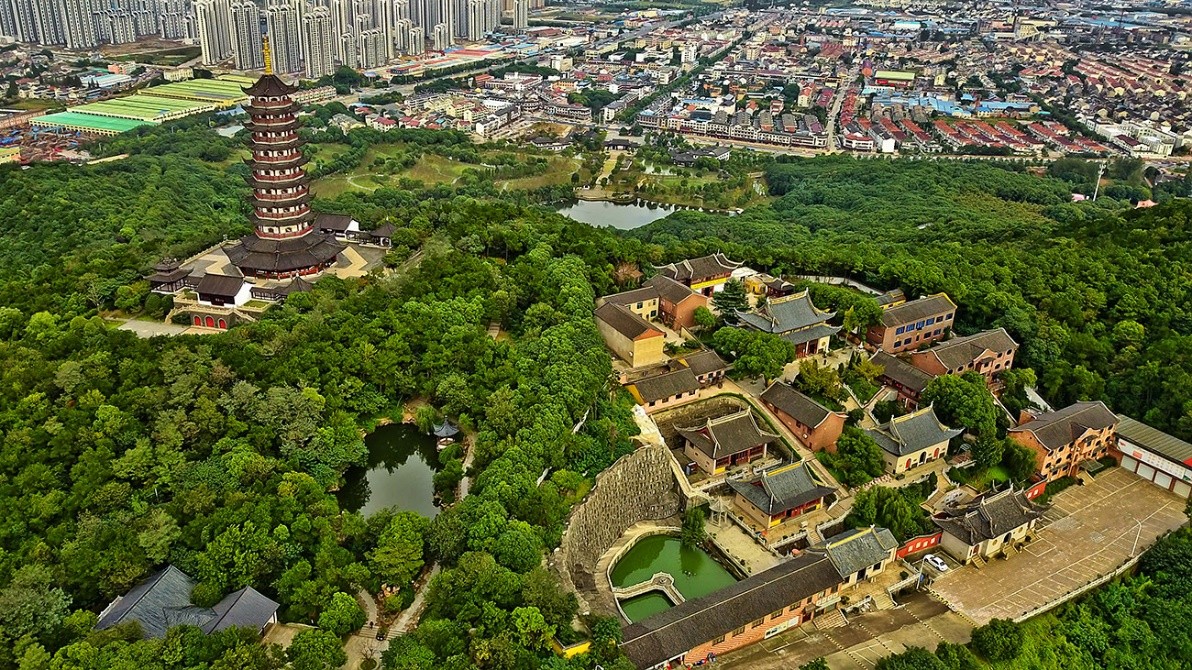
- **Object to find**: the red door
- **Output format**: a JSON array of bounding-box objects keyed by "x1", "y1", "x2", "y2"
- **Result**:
[
  {"x1": 205, "y1": 316, "x2": 215, "y2": 328},
  {"x1": 217, "y1": 318, "x2": 227, "y2": 329},
  {"x1": 193, "y1": 316, "x2": 201, "y2": 326}
]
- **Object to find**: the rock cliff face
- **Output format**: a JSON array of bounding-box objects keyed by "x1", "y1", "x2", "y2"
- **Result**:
[{"x1": 553, "y1": 444, "x2": 681, "y2": 610}]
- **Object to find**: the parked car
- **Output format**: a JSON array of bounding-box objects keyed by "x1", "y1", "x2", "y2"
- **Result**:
[{"x1": 924, "y1": 553, "x2": 948, "y2": 572}]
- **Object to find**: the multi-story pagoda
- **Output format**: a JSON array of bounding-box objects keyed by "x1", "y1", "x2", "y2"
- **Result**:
[{"x1": 226, "y1": 39, "x2": 343, "y2": 279}]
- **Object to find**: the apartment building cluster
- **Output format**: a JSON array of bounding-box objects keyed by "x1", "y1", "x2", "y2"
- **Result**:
[{"x1": 0, "y1": 0, "x2": 190, "y2": 49}]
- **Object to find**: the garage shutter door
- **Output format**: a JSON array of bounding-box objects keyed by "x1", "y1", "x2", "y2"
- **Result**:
[
  {"x1": 1155, "y1": 471, "x2": 1173, "y2": 489},
  {"x1": 1174, "y1": 481, "x2": 1191, "y2": 499},
  {"x1": 1122, "y1": 455, "x2": 1139, "y2": 473},
  {"x1": 1137, "y1": 463, "x2": 1156, "y2": 481}
]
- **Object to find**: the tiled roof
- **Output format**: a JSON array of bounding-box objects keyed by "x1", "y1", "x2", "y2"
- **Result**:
[
  {"x1": 817, "y1": 526, "x2": 898, "y2": 579},
  {"x1": 644, "y1": 274, "x2": 702, "y2": 304},
  {"x1": 631, "y1": 368, "x2": 701, "y2": 404},
  {"x1": 314, "y1": 212, "x2": 354, "y2": 232},
  {"x1": 933, "y1": 488, "x2": 1046, "y2": 545},
  {"x1": 921, "y1": 328, "x2": 1018, "y2": 371},
  {"x1": 1115, "y1": 414, "x2": 1192, "y2": 467},
  {"x1": 681, "y1": 350, "x2": 728, "y2": 377},
  {"x1": 872, "y1": 351, "x2": 935, "y2": 393},
  {"x1": 96, "y1": 565, "x2": 197, "y2": 639},
  {"x1": 761, "y1": 382, "x2": 833, "y2": 429},
  {"x1": 737, "y1": 292, "x2": 835, "y2": 334},
  {"x1": 879, "y1": 293, "x2": 957, "y2": 327},
  {"x1": 728, "y1": 462, "x2": 835, "y2": 515},
  {"x1": 595, "y1": 302, "x2": 661, "y2": 340},
  {"x1": 602, "y1": 286, "x2": 659, "y2": 306},
  {"x1": 620, "y1": 553, "x2": 842, "y2": 669},
  {"x1": 866, "y1": 406, "x2": 961, "y2": 457},
  {"x1": 1009, "y1": 401, "x2": 1118, "y2": 452},
  {"x1": 781, "y1": 323, "x2": 841, "y2": 346},
  {"x1": 679, "y1": 409, "x2": 779, "y2": 459},
  {"x1": 201, "y1": 587, "x2": 279, "y2": 634},
  {"x1": 194, "y1": 273, "x2": 244, "y2": 298},
  {"x1": 655, "y1": 253, "x2": 742, "y2": 283}
]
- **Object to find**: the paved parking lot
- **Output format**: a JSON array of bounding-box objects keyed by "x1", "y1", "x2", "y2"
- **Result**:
[
  {"x1": 930, "y1": 468, "x2": 1186, "y2": 625},
  {"x1": 720, "y1": 592, "x2": 972, "y2": 670}
]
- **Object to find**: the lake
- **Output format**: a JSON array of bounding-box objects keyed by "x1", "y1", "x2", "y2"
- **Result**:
[
  {"x1": 610, "y1": 535, "x2": 738, "y2": 622},
  {"x1": 559, "y1": 199, "x2": 679, "y2": 229},
  {"x1": 337, "y1": 423, "x2": 440, "y2": 518}
]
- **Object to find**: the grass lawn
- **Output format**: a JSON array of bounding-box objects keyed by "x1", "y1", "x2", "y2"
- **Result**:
[
  {"x1": 493, "y1": 156, "x2": 581, "y2": 190},
  {"x1": 8, "y1": 98, "x2": 62, "y2": 111},
  {"x1": 404, "y1": 154, "x2": 472, "y2": 184},
  {"x1": 953, "y1": 464, "x2": 1011, "y2": 491}
]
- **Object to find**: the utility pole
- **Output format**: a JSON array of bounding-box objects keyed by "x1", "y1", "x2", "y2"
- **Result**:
[{"x1": 1092, "y1": 160, "x2": 1105, "y2": 201}]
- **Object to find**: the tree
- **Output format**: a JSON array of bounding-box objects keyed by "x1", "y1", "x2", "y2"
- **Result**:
[
  {"x1": 693, "y1": 306, "x2": 717, "y2": 330},
  {"x1": 0, "y1": 564, "x2": 71, "y2": 644},
  {"x1": 712, "y1": 279, "x2": 749, "y2": 318},
  {"x1": 368, "y1": 511, "x2": 428, "y2": 587},
  {"x1": 933, "y1": 641, "x2": 980, "y2": 670},
  {"x1": 971, "y1": 618, "x2": 1024, "y2": 662},
  {"x1": 681, "y1": 507, "x2": 707, "y2": 548},
  {"x1": 317, "y1": 592, "x2": 366, "y2": 636},
  {"x1": 1002, "y1": 439, "x2": 1038, "y2": 483},
  {"x1": 875, "y1": 646, "x2": 947, "y2": 670},
  {"x1": 921, "y1": 373, "x2": 998, "y2": 440},
  {"x1": 794, "y1": 359, "x2": 843, "y2": 401},
  {"x1": 800, "y1": 659, "x2": 829, "y2": 670},
  {"x1": 288, "y1": 629, "x2": 347, "y2": 670}
]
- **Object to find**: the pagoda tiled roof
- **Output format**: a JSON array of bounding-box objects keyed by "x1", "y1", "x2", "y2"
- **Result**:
[{"x1": 242, "y1": 74, "x2": 298, "y2": 98}]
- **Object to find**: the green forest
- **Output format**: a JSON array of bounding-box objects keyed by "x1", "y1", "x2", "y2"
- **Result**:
[{"x1": 2, "y1": 119, "x2": 1192, "y2": 670}]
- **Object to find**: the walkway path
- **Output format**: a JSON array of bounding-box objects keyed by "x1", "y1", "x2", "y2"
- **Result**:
[{"x1": 393, "y1": 564, "x2": 440, "y2": 635}]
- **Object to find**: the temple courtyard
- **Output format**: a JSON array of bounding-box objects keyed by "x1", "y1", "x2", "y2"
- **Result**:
[{"x1": 930, "y1": 467, "x2": 1186, "y2": 625}]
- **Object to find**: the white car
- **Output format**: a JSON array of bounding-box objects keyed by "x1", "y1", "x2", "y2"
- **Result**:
[{"x1": 924, "y1": 554, "x2": 948, "y2": 572}]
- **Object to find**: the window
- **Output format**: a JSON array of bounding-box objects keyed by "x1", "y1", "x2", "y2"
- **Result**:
[
  {"x1": 896, "y1": 325, "x2": 906, "y2": 335},
  {"x1": 714, "y1": 635, "x2": 725, "y2": 645},
  {"x1": 893, "y1": 340, "x2": 901, "y2": 347},
  {"x1": 636, "y1": 302, "x2": 643, "y2": 309},
  {"x1": 917, "y1": 320, "x2": 925, "y2": 329},
  {"x1": 732, "y1": 626, "x2": 745, "y2": 636},
  {"x1": 946, "y1": 313, "x2": 954, "y2": 320},
  {"x1": 926, "y1": 317, "x2": 935, "y2": 325},
  {"x1": 771, "y1": 610, "x2": 783, "y2": 620},
  {"x1": 752, "y1": 618, "x2": 765, "y2": 628}
]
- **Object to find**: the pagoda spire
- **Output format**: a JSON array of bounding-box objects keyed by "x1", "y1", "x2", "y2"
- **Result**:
[{"x1": 262, "y1": 35, "x2": 272, "y2": 75}]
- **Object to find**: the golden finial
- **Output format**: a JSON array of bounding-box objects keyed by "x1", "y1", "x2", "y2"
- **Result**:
[{"x1": 263, "y1": 35, "x2": 273, "y2": 76}]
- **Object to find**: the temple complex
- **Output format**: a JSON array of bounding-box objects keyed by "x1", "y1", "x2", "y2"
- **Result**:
[{"x1": 224, "y1": 43, "x2": 343, "y2": 279}]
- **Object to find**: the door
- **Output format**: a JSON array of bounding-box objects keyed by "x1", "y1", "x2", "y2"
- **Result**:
[
  {"x1": 1155, "y1": 471, "x2": 1173, "y2": 489},
  {"x1": 1137, "y1": 463, "x2": 1156, "y2": 481},
  {"x1": 1121, "y1": 455, "x2": 1139, "y2": 473},
  {"x1": 1174, "y1": 481, "x2": 1191, "y2": 499}
]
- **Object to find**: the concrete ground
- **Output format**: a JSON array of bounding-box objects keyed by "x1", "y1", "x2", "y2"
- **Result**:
[
  {"x1": 115, "y1": 319, "x2": 190, "y2": 338},
  {"x1": 720, "y1": 592, "x2": 973, "y2": 670},
  {"x1": 706, "y1": 509, "x2": 783, "y2": 575},
  {"x1": 930, "y1": 467, "x2": 1187, "y2": 625}
]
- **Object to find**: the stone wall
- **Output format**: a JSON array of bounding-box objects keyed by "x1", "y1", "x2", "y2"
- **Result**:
[{"x1": 552, "y1": 443, "x2": 682, "y2": 613}]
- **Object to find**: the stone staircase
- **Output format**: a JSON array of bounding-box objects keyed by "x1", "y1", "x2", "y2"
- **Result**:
[
  {"x1": 970, "y1": 554, "x2": 988, "y2": 570},
  {"x1": 814, "y1": 609, "x2": 848, "y2": 631},
  {"x1": 1002, "y1": 543, "x2": 1019, "y2": 559},
  {"x1": 870, "y1": 591, "x2": 897, "y2": 611}
]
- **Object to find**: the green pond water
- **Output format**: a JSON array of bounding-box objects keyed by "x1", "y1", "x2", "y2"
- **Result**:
[
  {"x1": 610, "y1": 535, "x2": 738, "y2": 622},
  {"x1": 337, "y1": 424, "x2": 440, "y2": 518}
]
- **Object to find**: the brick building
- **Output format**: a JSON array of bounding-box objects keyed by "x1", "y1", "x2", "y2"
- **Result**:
[
  {"x1": 594, "y1": 302, "x2": 667, "y2": 368},
  {"x1": 871, "y1": 351, "x2": 935, "y2": 409},
  {"x1": 1008, "y1": 401, "x2": 1118, "y2": 481},
  {"x1": 737, "y1": 291, "x2": 840, "y2": 358},
  {"x1": 865, "y1": 406, "x2": 962, "y2": 474},
  {"x1": 678, "y1": 409, "x2": 779, "y2": 476},
  {"x1": 908, "y1": 328, "x2": 1018, "y2": 388},
  {"x1": 599, "y1": 275, "x2": 710, "y2": 330},
  {"x1": 760, "y1": 381, "x2": 847, "y2": 452},
  {"x1": 654, "y1": 253, "x2": 742, "y2": 296},
  {"x1": 866, "y1": 293, "x2": 957, "y2": 353},
  {"x1": 729, "y1": 462, "x2": 837, "y2": 530},
  {"x1": 627, "y1": 368, "x2": 702, "y2": 413},
  {"x1": 933, "y1": 488, "x2": 1046, "y2": 564}
]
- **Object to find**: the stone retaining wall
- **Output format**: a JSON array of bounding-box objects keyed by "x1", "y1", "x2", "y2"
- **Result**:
[{"x1": 551, "y1": 444, "x2": 682, "y2": 615}]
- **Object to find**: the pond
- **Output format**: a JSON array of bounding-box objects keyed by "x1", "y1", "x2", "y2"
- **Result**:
[
  {"x1": 337, "y1": 423, "x2": 440, "y2": 519},
  {"x1": 558, "y1": 199, "x2": 679, "y2": 229},
  {"x1": 610, "y1": 535, "x2": 738, "y2": 622}
]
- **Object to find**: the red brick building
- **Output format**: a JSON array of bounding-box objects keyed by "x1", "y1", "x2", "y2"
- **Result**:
[
  {"x1": 866, "y1": 293, "x2": 957, "y2": 353},
  {"x1": 1008, "y1": 401, "x2": 1118, "y2": 481},
  {"x1": 760, "y1": 381, "x2": 847, "y2": 452},
  {"x1": 908, "y1": 328, "x2": 1018, "y2": 388}
]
